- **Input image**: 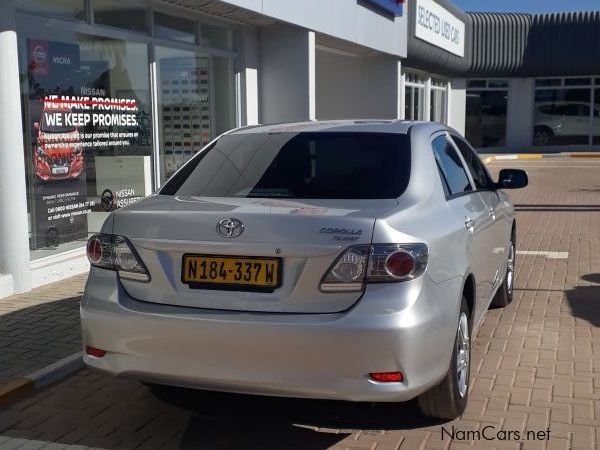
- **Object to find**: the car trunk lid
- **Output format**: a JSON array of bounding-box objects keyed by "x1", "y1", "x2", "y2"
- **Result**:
[{"x1": 113, "y1": 195, "x2": 397, "y2": 313}]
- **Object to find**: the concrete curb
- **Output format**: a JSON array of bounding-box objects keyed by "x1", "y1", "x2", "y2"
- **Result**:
[
  {"x1": 482, "y1": 152, "x2": 600, "y2": 164},
  {"x1": 0, "y1": 352, "x2": 83, "y2": 405}
]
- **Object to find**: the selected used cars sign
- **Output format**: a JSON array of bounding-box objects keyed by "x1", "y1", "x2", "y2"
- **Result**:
[{"x1": 415, "y1": 0, "x2": 465, "y2": 57}]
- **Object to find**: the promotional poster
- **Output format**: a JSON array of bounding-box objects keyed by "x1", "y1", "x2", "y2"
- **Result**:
[
  {"x1": 27, "y1": 39, "x2": 90, "y2": 250},
  {"x1": 27, "y1": 39, "x2": 143, "y2": 249}
]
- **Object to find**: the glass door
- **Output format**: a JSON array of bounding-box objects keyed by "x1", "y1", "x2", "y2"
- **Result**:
[
  {"x1": 405, "y1": 85, "x2": 424, "y2": 120},
  {"x1": 154, "y1": 46, "x2": 213, "y2": 184}
]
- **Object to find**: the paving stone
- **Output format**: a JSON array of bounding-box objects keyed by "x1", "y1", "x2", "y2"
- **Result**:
[
  {"x1": 1, "y1": 158, "x2": 599, "y2": 449},
  {"x1": 0, "y1": 275, "x2": 86, "y2": 388}
]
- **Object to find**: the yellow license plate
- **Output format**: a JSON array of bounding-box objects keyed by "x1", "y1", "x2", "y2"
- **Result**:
[{"x1": 182, "y1": 254, "x2": 281, "y2": 289}]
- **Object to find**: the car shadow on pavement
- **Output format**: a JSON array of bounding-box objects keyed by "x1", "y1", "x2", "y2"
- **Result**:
[
  {"x1": 0, "y1": 295, "x2": 82, "y2": 383},
  {"x1": 515, "y1": 204, "x2": 600, "y2": 212},
  {"x1": 153, "y1": 386, "x2": 442, "y2": 449},
  {"x1": 564, "y1": 275, "x2": 600, "y2": 327}
]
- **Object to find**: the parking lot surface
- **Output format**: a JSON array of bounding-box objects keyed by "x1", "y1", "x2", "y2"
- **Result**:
[{"x1": 1, "y1": 157, "x2": 599, "y2": 450}]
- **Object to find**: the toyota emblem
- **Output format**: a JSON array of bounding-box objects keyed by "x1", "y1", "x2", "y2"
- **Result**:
[{"x1": 216, "y1": 218, "x2": 244, "y2": 238}]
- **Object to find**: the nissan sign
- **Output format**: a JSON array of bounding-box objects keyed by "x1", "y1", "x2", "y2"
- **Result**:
[{"x1": 363, "y1": 0, "x2": 404, "y2": 17}]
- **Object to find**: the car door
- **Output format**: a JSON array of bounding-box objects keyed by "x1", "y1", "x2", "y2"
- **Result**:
[
  {"x1": 431, "y1": 133, "x2": 491, "y2": 324},
  {"x1": 450, "y1": 134, "x2": 508, "y2": 297},
  {"x1": 565, "y1": 104, "x2": 589, "y2": 139}
]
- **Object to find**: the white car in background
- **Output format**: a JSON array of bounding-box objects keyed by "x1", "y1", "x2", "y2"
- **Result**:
[{"x1": 534, "y1": 101, "x2": 600, "y2": 145}]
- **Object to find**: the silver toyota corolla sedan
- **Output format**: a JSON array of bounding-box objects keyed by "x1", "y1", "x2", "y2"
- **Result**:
[{"x1": 81, "y1": 120, "x2": 527, "y2": 419}]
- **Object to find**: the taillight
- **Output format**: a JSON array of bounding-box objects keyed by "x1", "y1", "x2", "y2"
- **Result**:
[
  {"x1": 86, "y1": 234, "x2": 150, "y2": 282},
  {"x1": 368, "y1": 244, "x2": 428, "y2": 282},
  {"x1": 386, "y1": 251, "x2": 415, "y2": 277},
  {"x1": 319, "y1": 245, "x2": 369, "y2": 292},
  {"x1": 319, "y1": 244, "x2": 428, "y2": 292},
  {"x1": 86, "y1": 235, "x2": 113, "y2": 269},
  {"x1": 86, "y1": 236, "x2": 103, "y2": 264}
]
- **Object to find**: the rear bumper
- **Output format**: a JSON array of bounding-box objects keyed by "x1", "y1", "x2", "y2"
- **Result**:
[{"x1": 81, "y1": 268, "x2": 463, "y2": 402}]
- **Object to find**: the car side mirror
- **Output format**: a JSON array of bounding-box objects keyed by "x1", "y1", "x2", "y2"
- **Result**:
[{"x1": 497, "y1": 169, "x2": 528, "y2": 190}]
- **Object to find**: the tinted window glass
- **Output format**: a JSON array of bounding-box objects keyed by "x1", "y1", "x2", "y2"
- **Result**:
[
  {"x1": 154, "y1": 12, "x2": 197, "y2": 44},
  {"x1": 467, "y1": 80, "x2": 486, "y2": 88},
  {"x1": 451, "y1": 136, "x2": 492, "y2": 190},
  {"x1": 488, "y1": 80, "x2": 509, "y2": 88},
  {"x1": 465, "y1": 90, "x2": 507, "y2": 148},
  {"x1": 162, "y1": 132, "x2": 411, "y2": 199},
  {"x1": 17, "y1": 0, "x2": 85, "y2": 20},
  {"x1": 432, "y1": 135, "x2": 472, "y2": 196},
  {"x1": 535, "y1": 79, "x2": 562, "y2": 87},
  {"x1": 94, "y1": 0, "x2": 148, "y2": 33},
  {"x1": 565, "y1": 78, "x2": 592, "y2": 86}
]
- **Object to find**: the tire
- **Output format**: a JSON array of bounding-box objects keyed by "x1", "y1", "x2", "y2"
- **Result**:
[
  {"x1": 418, "y1": 296, "x2": 471, "y2": 420},
  {"x1": 533, "y1": 127, "x2": 553, "y2": 146},
  {"x1": 491, "y1": 232, "x2": 515, "y2": 308}
]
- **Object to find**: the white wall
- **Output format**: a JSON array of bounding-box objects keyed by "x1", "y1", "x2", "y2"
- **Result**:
[
  {"x1": 316, "y1": 49, "x2": 400, "y2": 120},
  {"x1": 448, "y1": 78, "x2": 466, "y2": 135},
  {"x1": 259, "y1": 25, "x2": 315, "y2": 123},
  {"x1": 507, "y1": 78, "x2": 534, "y2": 148},
  {"x1": 223, "y1": 0, "x2": 407, "y2": 57},
  {"x1": 235, "y1": 26, "x2": 260, "y2": 126},
  {"x1": 0, "y1": 0, "x2": 31, "y2": 294}
]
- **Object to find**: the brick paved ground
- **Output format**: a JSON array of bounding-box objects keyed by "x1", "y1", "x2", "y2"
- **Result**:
[
  {"x1": 0, "y1": 157, "x2": 599, "y2": 449},
  {"x1": 0, "y1": 275, "x2": 86, "y2": 388}
]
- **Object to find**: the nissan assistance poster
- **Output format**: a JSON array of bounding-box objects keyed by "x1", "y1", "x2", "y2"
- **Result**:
[
  {"x1": 27, "y1": 39, "x2": 142, "y2": 250},
  {"x1": 28, "y1": 40, "x2": 90, "y2": 250}
]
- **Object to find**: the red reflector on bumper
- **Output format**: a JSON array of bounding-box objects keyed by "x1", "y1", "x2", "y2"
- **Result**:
[
  {"x1": 369, "y1": 372, "x2": 404, "y2": 383},
  {"x1": 85, "y1": 346, "x2": 106, "y2": 358}
]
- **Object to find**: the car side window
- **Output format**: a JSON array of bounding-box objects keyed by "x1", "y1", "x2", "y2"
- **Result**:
[
  {"x1": 451, "y1": 135, "x2": 493, "y2": 190},
  {"x1": 431, "y1": 135, "x2": 473, "y2": 196}
]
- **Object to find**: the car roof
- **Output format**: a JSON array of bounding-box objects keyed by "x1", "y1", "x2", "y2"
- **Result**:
[{"x1": 230, "y1": 120, "x2": 447, "y2": 135}]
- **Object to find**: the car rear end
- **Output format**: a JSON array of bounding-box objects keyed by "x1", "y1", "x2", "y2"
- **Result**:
[{"x1": 81, "y1": 123, "x2": 458, "y2": 401}]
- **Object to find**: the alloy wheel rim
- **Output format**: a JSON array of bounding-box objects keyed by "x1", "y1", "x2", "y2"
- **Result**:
[
  {"x1": 535, "y1": 130, "x2": 549, "y2": 146},
  {"x1": 507, "y1": 241, "x2": 515, "y2": 295},
  {"x1": 456, "y1": 312, "x2": 470, "y2": 398}
]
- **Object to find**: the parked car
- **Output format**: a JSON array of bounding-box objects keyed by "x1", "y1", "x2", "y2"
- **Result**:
[
  {"x1": 33, "y1": 106, "x2": 84, "y2": 182},
  {"x1": 534, "y1": 101, "x2": 600, "y2": 145},
  {"x1": 80, "y1": 120, "x2": 527, "y2": 419}
]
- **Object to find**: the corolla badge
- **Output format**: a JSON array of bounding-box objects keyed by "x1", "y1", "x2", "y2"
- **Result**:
[
  {"x1": 320, "y1": 227, "x2": 363, "y2": 242},
  {"x1": 216, "y1": 218, "x2": 244, "y2": 238},
  {"x1": 320, "y1": 227, "x2": 363, "y2": 235}
]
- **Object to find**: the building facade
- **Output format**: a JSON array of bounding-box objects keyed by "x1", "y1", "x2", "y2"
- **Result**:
[{"x1": 0, "y1": 0, "x2": 599, "y2": 297}]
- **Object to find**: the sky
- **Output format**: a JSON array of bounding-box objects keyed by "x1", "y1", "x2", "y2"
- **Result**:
[{"x1": 453, "y1": 0, "x2": 600, "y2": 13}]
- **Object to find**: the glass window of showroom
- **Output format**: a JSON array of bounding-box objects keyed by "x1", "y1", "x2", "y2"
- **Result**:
[
  {"x1": 405, "y1": 73, "x2": 426, "y2": 121},
  {"x1": 430, "y1": 78, "x2": 447, "y2": 124},
  {"x1": 465, "y1": 79, "x2": 508, "y2": 148},
  {"x1": 533, "y1": 77, "x2": 600, "y2": 146},
  {"x1": 16, "y1": 0, "x2": 235, "y2": 259}
]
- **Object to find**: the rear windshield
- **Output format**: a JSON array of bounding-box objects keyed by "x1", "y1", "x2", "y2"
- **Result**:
[{"x1": 161, "y1": 132, "x2": 411, "y2": 199}]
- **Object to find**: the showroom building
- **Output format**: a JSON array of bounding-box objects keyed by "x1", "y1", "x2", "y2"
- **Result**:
[{"x1": 0, "y1": 0, "x2": 599, "y2": 297}]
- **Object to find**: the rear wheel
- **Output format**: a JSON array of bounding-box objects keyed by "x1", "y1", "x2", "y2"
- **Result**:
[
  {"x1": 533, "y1": 127, "x2": 553, "y2": 146},
  {"x1": 418, "y1": 296, "x2": 470, "y2": 420},
  {"x1": 492, "y1": 234, "x2": 515, "y2": 308}
]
